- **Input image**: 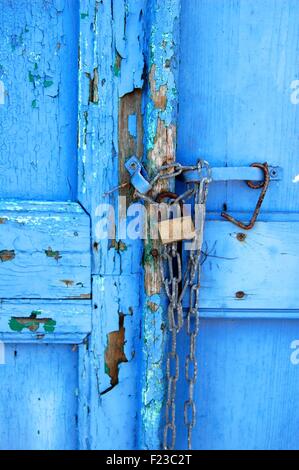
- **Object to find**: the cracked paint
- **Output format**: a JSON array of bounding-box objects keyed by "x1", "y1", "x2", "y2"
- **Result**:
[{"x1": 103, "y1": 314, "x2": 128, "y2": 392}]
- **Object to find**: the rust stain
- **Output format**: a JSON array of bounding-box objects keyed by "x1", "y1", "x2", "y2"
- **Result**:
[
  {"x1": 118, "y1": 89, "x2": 144, "y2": 204},
  {"x1": 0, "y1": 250, "x2": 15, "y2": 262},
  {"x1": 60, "y1": 279, "x2": 74, "y2": 287},
  {"x1": 103, "y1": 314, "x2": 128, "y2": 391},
  {"x1": 149, "y1": 65, "x2": 167, "y2": 110}
]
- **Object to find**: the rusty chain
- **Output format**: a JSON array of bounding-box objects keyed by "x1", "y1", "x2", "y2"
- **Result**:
[
  {"x1": 160, "y1": 164, "x2": 211, "y2": 450},
  {"x1": 129, "y1": 159, "x2": 267, "y2": 450}
]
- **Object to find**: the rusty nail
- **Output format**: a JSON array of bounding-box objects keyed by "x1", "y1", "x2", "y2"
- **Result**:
[{"x1": 235, "y1": 291, "x2": 245, "y2": 299}]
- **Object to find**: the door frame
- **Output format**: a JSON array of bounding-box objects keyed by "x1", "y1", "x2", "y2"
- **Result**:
[{"x1": 77, "y1": 0, "x2": 181, "y2": 449}]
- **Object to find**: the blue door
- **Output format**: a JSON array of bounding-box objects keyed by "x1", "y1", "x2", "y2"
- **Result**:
[
  {"x1": 175, "y1": 0, "x2": 299, "y2": 450},
  {"x1": 0, "y1": 0, "x2": 91, "y2": 449},
  {"x1": 1, "y1": 0, "x2": 299, "y2": 451}
]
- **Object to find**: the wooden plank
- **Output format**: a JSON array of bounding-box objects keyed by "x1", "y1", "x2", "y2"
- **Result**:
[
  {"x1": 77, "y1": 0, "x2": 146, "y2": 450},
  {"x1": 0, "y1": 299, "x2": 91, "y2": 342},
  {"x1": 0, "y1": 201, "x2": 90, "y2": 299},
  {"x1": 195, "y1": 220, "x2": 299, "y2": 310},
  {"x1": 86, "y1": 275, "x2": 141, "y2": 449},
  {"x1": 0, "y1": 0, "x2": 79, "y2": 201},
  {"x1": 178, "y1": 0, "x2": 299, "y2": 214}
]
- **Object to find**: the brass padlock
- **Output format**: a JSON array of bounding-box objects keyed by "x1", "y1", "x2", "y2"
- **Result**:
[{"x1": 156, "y1": 192, "x2": 196, "y2": 244}]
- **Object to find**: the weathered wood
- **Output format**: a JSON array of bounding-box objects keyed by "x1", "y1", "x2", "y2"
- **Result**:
[
  {"x1": 0, "y1": 299, "x2": 91, "y2": 342},
  {"x1": 0, "y1": 0, "x2": 78, "y2": 201},
  {"x1": 0, "y1": 343, "x2": 79, "y2": 450},
  {"x1": 140, "y1": 0, "x2": 181, "y2": 450},
  {"x1": 178, "y1": 0, "x2": 299, "y2": 215},
  {"x1": 197, "y1": 220, "x2": 299, "y2": 310},
  {"x1": 77, "y1": 0, "x2": 146, "y2": 449},
  {"x1": 0, "y1": 201, "x2": 91, "y2": 299}
]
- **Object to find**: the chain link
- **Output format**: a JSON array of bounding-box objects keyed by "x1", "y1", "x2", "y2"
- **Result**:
[{"x1": 159, "y1": 164, "x2": 210, "y2": 450}]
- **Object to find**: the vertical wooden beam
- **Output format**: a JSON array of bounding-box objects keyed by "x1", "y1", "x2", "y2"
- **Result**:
[
  {"x1": 77, "y1": 0, "x2": 146, "y2": 449},
  {"x1": 77, "y1": 0, "x2": 180, "y2": 449},
  {"x1": 140, "y1": 0, "x2": 181, "y2": 450}
]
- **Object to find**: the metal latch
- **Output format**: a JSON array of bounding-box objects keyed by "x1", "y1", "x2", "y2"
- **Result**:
[
  {"x1": 179, "y1": 164, "x2": 282, "y2": 184},
  {"x1": 125, "y1": 156, "x2": 152, "y2": 194}
]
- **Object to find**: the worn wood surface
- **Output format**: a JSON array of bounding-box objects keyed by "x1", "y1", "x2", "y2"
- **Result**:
[
  {"x1": 0, "y1": 201, "x2": 90, "y2": 299},
  {"x1": 77, "y1": 0, "x2": 146, "y2": 449},
  {"x1": 175, "y1": 318, "x2": 299, "y2": 450},
  {"x1": 139, "y1": 0, "x2": 181, "y2": 449},
  {"x1": 0, "y1": 299, "x2": 91, "y2": 342},
  {"x1": 176, "y1": 0, "x2": 299, "y2": 450},
  {"x1": 0, "y1": 0, "x2": 79, "y2": 201},
  {"x1": 0, "y1": 0, "x2": 91, "y2": 451},
  {"x1": 192, "y1": 221, "x2": 299, "y2": 310},
  {"x1": 0, "y1": 343, "x2": 78, "y2": 450}
]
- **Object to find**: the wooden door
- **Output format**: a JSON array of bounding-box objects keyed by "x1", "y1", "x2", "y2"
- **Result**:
[{"x1": 176, "y1": 0, "x2": 299, "y2": 449}]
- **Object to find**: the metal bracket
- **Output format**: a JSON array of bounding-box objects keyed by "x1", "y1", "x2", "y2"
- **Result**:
[
  {"x1": 125, "y1": 156, "x2": 152, "y2": 194},
  {"x1": 179, "y1": 165, "x2": 282, "y2": 184}
]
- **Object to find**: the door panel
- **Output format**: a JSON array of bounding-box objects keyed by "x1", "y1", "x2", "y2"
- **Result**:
[
  {"x1": 200, "y1": 221, "x2": 299, "y2": 310},
  {"x1": 0, "y1": 0, "x2": 79, "y2": 200},
  {"x1": 176, "y1": 320, "x2": 299, "y2": 450},
  {"x1": 178, "y1": 0, "x2": 299, "y2": 449},
  {"x1": 0, "y1": 201, "x2": 90, "y2": 299},
  {"x1": 0, "y1": 0, "x2": 91, "y2": 449},
  {"x1": 178, "y1": 0, "x2": 299, "y2": 213}
]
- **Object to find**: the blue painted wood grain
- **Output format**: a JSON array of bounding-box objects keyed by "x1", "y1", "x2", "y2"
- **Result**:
[
  {"x1": 186, "y1": 220, "x2": 299, "y2": 310},
  {"x1": 0, "y1": 0, "x2": 92, "y2": 451},
  {"x1": 178, "y1": 0, "x2": 299, "y2": 214},
  {"x1": 176, "y1": 319, "x2": 299, "y2": 450},
  {"x1": 0, "y1": 0, "x2": 79, "y2": 200},
  {"x1": 0, "y1": 300, "x2": 91, "y2": 342},
  {"x1": 77, "y1": 0, "x2": 146, "y2": 449},
  {"x1": 175, "y1": 0, "x2": 299, "y2": 450},
  {"x1": 0, "y1": 201, "x2": 91, "y2": 299}
]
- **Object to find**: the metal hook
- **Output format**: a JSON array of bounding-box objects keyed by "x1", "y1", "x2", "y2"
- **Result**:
[{"x1": 221, "y1": 162, "x2": 270, "y2": 230}]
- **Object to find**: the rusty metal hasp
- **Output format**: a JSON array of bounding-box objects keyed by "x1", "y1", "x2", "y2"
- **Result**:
[
  {"x1": 125, "y1": 156, "x2": 152, "y2": 194},
  {"x1": 221, "y1": 162, "x2": 270, "y2": 230}
]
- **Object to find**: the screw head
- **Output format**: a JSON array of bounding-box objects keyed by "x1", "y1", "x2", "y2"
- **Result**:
[
  {"x1": 237, "y1": 233, "x2": 246, "y2": 242},
  {"x1": 235, "y1": 291, "x2": 245, "y2": 299}
]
